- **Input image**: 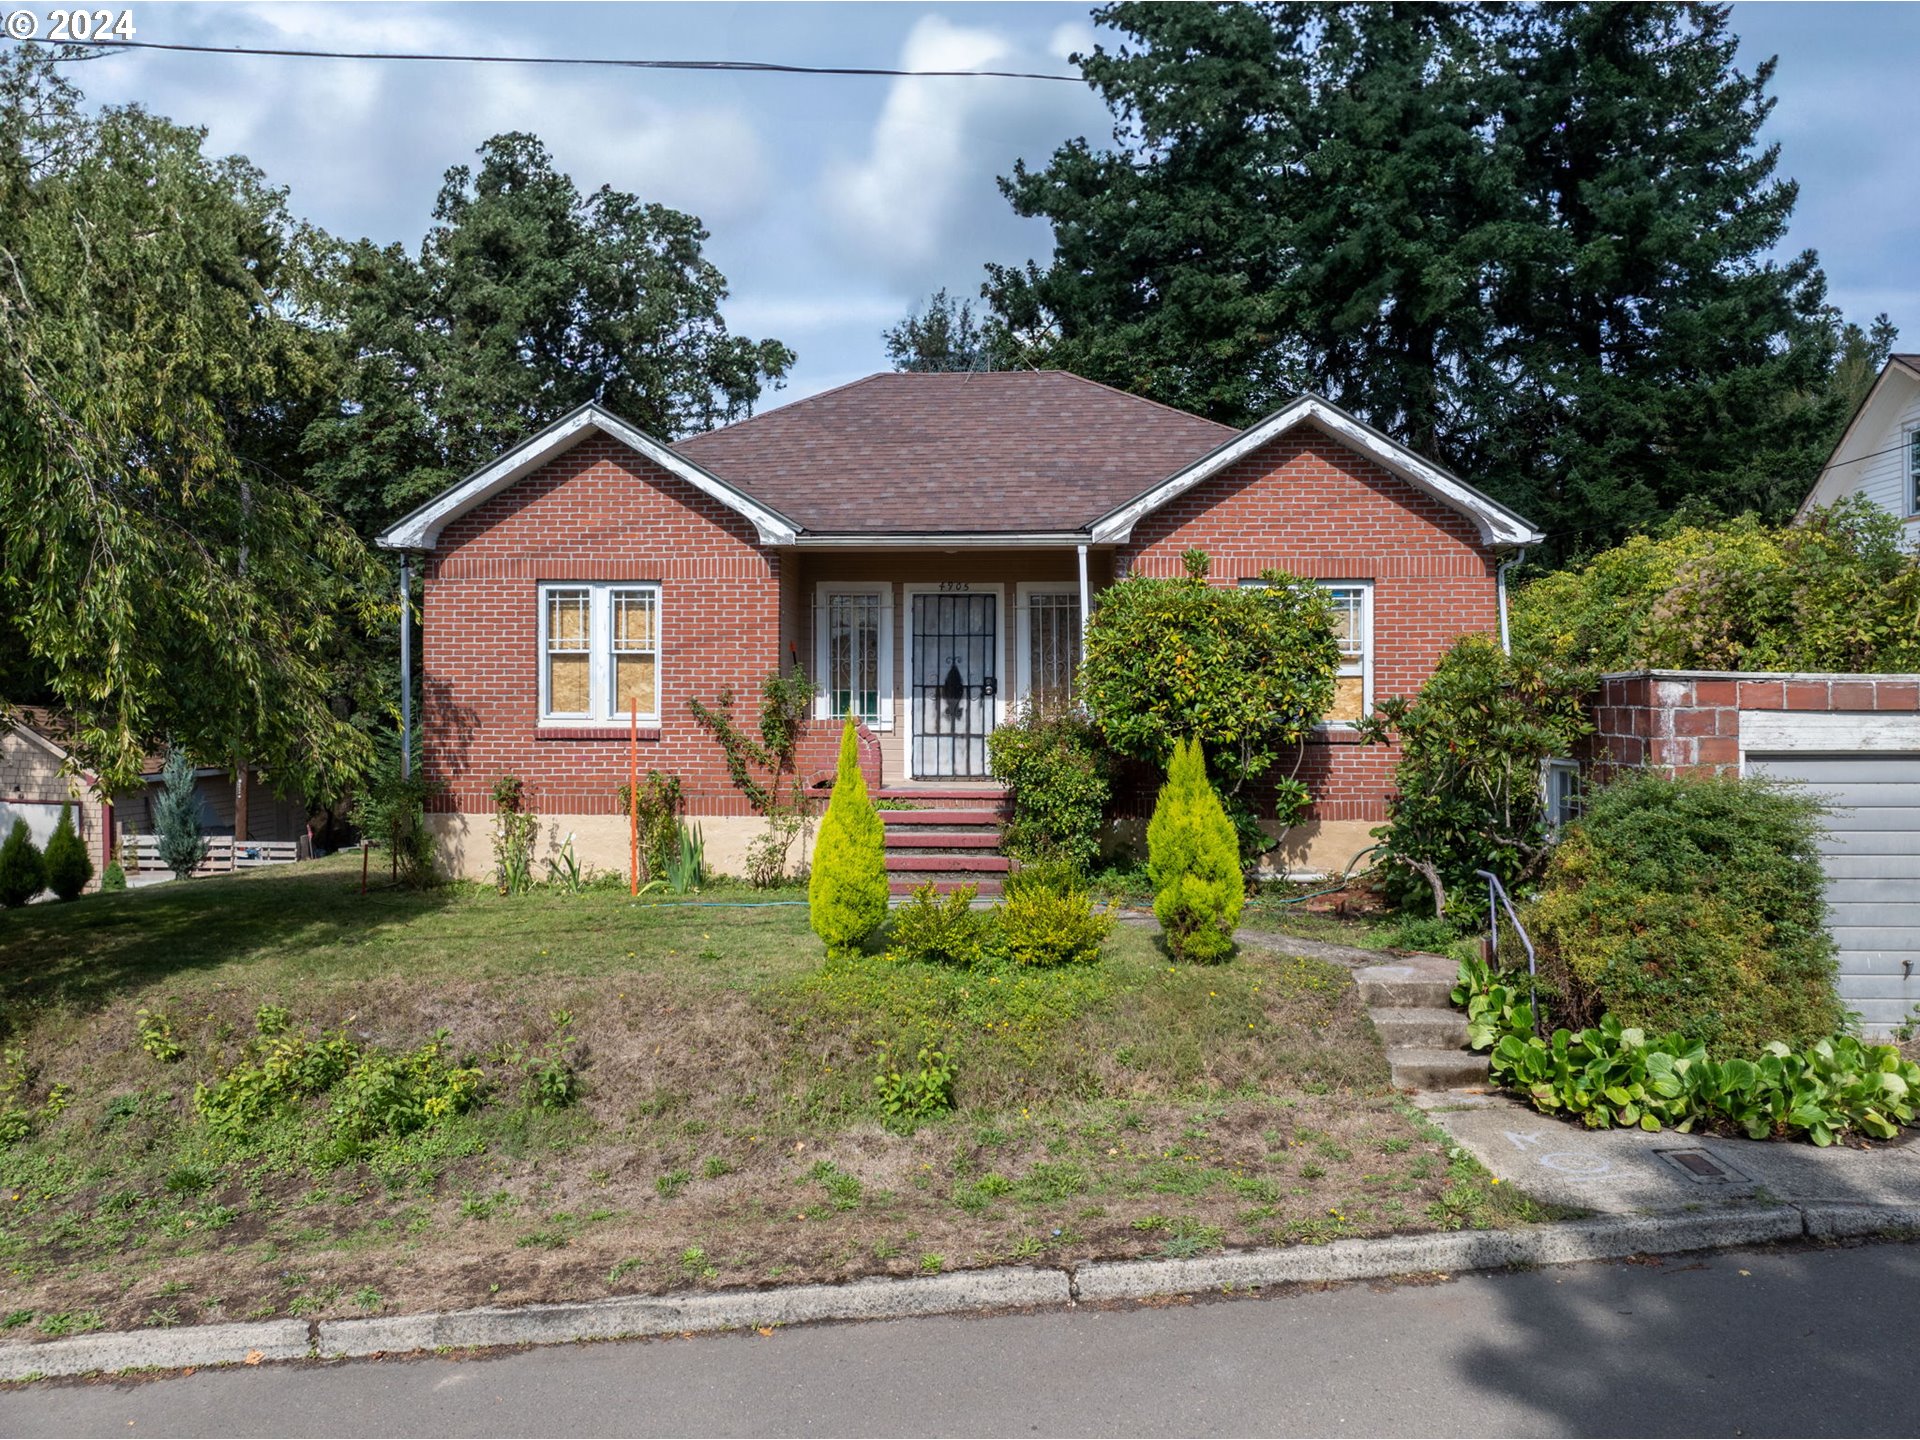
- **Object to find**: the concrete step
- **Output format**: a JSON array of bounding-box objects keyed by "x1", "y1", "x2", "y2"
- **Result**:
[
  {"x1": 1371, "y1": 1006, "x2": 1471, "y2": 1049},
  {"x1": 1355, "y1": 958, "x2": 1458, "y2": 1009},
  {"x1": 1387, "y1": 1046, "x2": 1491, "y2": 1092},
  {"x1": 883, "y1": 832, "x2": 1003, "y2": 850},
  {"x1": 890, "y1": 878, "x2": 1004, "y2": 897},
  {"x1": 878, "y1": 810, "x2": 1008, "y2": 829},
  {"x1": 884, "y1": 854, "x2": 1012, "y2": 874}
]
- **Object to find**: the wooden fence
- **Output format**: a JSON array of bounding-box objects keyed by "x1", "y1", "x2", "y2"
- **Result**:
[{"x1": 121, "y1": 834, "x2": 304, "y2": 877}]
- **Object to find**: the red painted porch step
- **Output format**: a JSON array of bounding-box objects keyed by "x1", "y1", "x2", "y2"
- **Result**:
[
  {"x1": 883, "y1": 832, "x2": 1002, "y2": 849},
  {"x1": 876, "y1": 809, "x2": 1006, "y2": 827},
  {"x1": 884, "y1": 854, "x2": 1011, "y2": 873},
  {"x1": 890, "y1": 878, "x2": 1005, "y2": 897}
]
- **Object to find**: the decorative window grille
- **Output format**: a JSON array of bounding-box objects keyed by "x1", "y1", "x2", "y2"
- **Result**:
[
  {"x1": 538, "y1": 582, "x2": 662, "y2": 722},
  {"x1": 827, "y1": 591, "x2": 882, "y2": 725},
  {"x1": 544, "y1": 588, "x2": 592, "y2": 717},
  {"x1": 1025, "y1": 592, "x2": 1081, "y2": 710},
  {"x1": 610, "y1": 588, "x2": 659, "y2": 719},
  {"x1": 1322, "y1": 584, "x2": 1371, "y2": 724}
]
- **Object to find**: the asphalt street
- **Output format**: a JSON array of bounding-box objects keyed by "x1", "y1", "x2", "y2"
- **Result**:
[{"x1": 6, "y1": 1240, "x2": 1917, "y2": 1438}]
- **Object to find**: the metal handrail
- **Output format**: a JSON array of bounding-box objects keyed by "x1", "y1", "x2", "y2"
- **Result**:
[{"x1": 1474, "y1": 869, "x2": 1541, "y2": 1034}]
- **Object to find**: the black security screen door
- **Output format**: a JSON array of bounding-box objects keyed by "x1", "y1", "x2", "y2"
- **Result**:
[{"x1": 911, "y1": 592, "x2": 998, "y2": 777}]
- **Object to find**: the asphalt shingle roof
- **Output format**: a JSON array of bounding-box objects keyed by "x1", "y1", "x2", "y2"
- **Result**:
[{"x1": 672, "y1": 371, "x2": 1237, "y2": 534}]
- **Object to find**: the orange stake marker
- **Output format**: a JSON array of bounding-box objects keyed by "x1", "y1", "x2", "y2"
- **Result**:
[{"x1": 629, "y1": 697, "x2": 640, "y2": 896}]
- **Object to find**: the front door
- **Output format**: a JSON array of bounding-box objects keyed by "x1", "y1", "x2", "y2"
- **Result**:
[{"x1": 910, "y1": 589, "x2": 999, "y2": 777}]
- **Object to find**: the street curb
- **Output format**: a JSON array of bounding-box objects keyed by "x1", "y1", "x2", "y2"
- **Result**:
[
  {"x1": 1075, "y1": 1208, "x2": 1804, "y2": 1301},
  {"x1": 315, "y1": 1267, "x2": 1070, "y2": 1358},
  {"x1": 0, "y1": 1320, "x2": 308, "y2": 1383},
  {"x1": 7, "y1": 1203, "x2": 1919, "y2": 1381}
]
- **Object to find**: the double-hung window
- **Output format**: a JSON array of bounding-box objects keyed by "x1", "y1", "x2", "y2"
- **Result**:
[
  {"x1": 539, "y1": 582, "x2": 662, "y2": 723},
  {"x1": 814, "y1": 583, "x2": 892, "y2": 728},
  {"x1": 1239, "y1": 578, "x2": 1374, "y2": 725},
  {"x1": 1543, "y1": 758, "x2": 1583, "y2": 836}
]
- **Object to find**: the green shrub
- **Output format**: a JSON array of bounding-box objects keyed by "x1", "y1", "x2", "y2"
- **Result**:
[
  {"x1": 1080, "y1": 555, "x2": 1339, "y2": 867},
  {"x1": 351, "y1": 770, "x2": 439, "y2": 889},
  {"x1": 808, "y1": 715, "x2": 888, "y2": 956},
  {"x1": 135, "y1": 1007, "x2": 186, "y2": 1063},
  {"x1": 41, "y1": 804, "x2": 91, "y2": 900},
  {"x1": 988, "y1": 704, "x2": 1110, "y2": 871},
  {"x1": 1146, "y1": 737, "x2": 1242, "y2": 963},
  {"x1": 999, "y1": 865, "x2": 1112, "y2": 967},
  {"x1": 887, "y1": 882, "x2": 997, "y2": 966},
  {"x1": 490, "y1": 775, "x2": 538, "y2": 895},
  {"x1": 873, "y1": 1045, "x2": 956, "y2": 1132},
  {"x1": 1530, "y1": 770, "x2": 1843, "y2": 1054},
  {"x1": 0, "y1": 819, "x2": 44, "y2": 908},
  {"x1": 617, "y1": 770, "x2": 683, "y2": 884},
  {"x1": 1455, "y1": 954, "x2": 1920, "y2": 1146},
  {"x1": 99, "y1": 860, "x2": 126, "y2": 892},
  {"x1": 152, "y1": 747, "x2": 208, "y2": 880},
  {"x1": 1356, "y1": 634, "x2": 1592, "y2": 917}
]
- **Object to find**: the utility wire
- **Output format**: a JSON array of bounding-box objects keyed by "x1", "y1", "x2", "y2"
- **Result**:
[{"x1": 24, "y1": 37, "x2": 1083, "y2": 82}]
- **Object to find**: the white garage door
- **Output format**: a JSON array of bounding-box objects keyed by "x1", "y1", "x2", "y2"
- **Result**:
[{"x1": 1745, "y1": 752, "x2": 1920, "y2": 1037}]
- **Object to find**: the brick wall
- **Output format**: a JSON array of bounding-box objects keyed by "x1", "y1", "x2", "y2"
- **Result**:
[
  {"x1": 1591, "y1": 670, "x2": 1920, "y2": 778},
  {"x1": 1114, "y1": 430, "x2": 1503, "y2": 826},
  {"x1": 424, "y1": 437, "x2": 878, "y2": 819}
]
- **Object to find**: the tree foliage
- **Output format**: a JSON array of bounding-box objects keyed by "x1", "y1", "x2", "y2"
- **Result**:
[
  {"x1": 305, "y1": 132, "x2": 795, "y2": 538},
  {"x1": 1080, "y1": 555, "x2": 1338, "y2": 860},
  {"x1": 986, "y1": 704, "x2": 1111, "y2": 872},
  {"x1": 988, "y1": 2, "x2": 1881, "y2": 554},
  {"x1": 1511, "y1": 498, "x2": 1920, "y2": 674},
  {"x1": 1356, "y1": 636, "x2": 1593, "y2": 919},
  {"x1": 808, "y1": 717, "x2": 888, "y2": 957},
  {"x1": 0, "y1": 50, "x2": 386, "y2": 795},
  {"x1": 882, "y1": 288, "x2": 995, "y2": 373},
  {"x1": 1146, "y1": 737, "x2": 1243, "y2": 963}
]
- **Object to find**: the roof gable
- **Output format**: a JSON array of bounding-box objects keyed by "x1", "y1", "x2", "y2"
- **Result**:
[
  {"x1": 376, "y1": 405, "x2": 799, "y2": 550},
  {"x1": 1798, "y1": 355, "x2": 1920, "y2": 518},
  {"x1": 1088, "y1": 395, "x2": 1543, "y2": 547}
]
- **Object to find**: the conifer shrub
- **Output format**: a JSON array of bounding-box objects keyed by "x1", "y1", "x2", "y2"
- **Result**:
[
  {"x1": 1530, "y1": 771, "x2": 1844, "y2": 1055},
  {"x1": 0, "y1": 819, "x2": 45, "y2": 908},
  {"x1": 152, "y1": 747, "x2": 209, "y2": 880},
  {"x1": 1146, "y1": 737, "x2": 1243, "y2": 963},
  {"x1": 100, "y1": 860, "x2": 127, "y2": 892},
  {"x1": 999, "y1": 864, "x2": 1113, "y2": 968},
  {"x1": 42, "y1": 803, "x2": 91, "y2": 901},
  {"x1": 808, "y1": 715, "x2": 888, "y2": 956}
]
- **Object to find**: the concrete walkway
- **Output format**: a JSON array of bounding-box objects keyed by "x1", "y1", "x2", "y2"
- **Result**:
[{"x1": 1423, "y1": 1089, "x2": 1920, "y2": 1218}]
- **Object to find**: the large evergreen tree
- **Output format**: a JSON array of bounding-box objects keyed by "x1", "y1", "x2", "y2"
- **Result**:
[
  {"x1": 305, "y1": 133, "x2": 796, "y2": 537},
  {"x1": 883, "y1": 288, "x2": 995, "y2": 373},
  {"x1": 989, "y1": 2, "x2": 1884, "y2": 554}
]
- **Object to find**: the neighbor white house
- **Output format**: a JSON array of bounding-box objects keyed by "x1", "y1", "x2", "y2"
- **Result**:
[{"x1": 1799, "y1": 352, "x2": 1920, "y2": 543}]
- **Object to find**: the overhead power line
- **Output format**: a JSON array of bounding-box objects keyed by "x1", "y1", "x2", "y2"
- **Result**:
[{"x1": 27, "y1": 37, "x2": 1084, "y2": 82}]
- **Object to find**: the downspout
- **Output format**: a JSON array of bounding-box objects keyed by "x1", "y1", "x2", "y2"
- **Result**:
[
  {"x1": 399, "y1": 554, "x2": 413, "y2": 779},
  {"x1": 1497, "y1": 548, "x2": 1527, "y2": 655}
]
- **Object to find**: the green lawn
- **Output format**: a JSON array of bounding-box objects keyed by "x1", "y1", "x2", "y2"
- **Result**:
[{"x1": 0, "y1": 856, "x2": 1552, "y2": 1339}]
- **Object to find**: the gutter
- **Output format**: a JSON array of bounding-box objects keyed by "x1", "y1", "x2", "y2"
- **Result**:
[{"x1": 1497, "y1": 548, "x2": 1527, "y2": 655}]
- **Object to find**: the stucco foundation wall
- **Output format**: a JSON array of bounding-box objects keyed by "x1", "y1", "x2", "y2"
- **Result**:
[
  {"x1": 427, "y1": 813, "x2": 794, "y2": 886},
  {"x1": 1105, "y1": 816, "x2": 1377, "y2": 881}
]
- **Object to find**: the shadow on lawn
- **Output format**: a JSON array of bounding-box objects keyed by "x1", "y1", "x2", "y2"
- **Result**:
[{"x1": 0, "y1": 855, "x2": 463, "y2": 1020}]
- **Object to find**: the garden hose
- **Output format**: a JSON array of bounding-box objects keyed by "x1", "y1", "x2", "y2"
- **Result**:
[{"x1": 1243, "y1": 842, "x2": 1384, "y2": 908}]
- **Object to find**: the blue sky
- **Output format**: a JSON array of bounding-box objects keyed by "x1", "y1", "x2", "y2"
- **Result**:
[{"x1": 17, "y1": 1, "x2": 1919, "y2": 404}]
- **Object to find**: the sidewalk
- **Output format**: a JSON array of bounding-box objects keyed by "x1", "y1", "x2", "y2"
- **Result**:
[{"x1": 1421, "y1": 1089, "x2": 1920, "y2": 1218}]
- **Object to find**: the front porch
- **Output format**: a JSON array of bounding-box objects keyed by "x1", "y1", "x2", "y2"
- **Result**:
[{"x1": 781, "y1": 546, "x2": 1112, "y2": 787}]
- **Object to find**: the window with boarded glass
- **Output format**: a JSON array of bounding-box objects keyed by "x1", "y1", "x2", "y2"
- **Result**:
[
  {"x1": 610, "y1": 588, "x2": 659, "y2": 719},
  {"x1": 543, "y1": 588, "x2": 592, "y2": 716},
  {"x1": 1025, "y1": 592, "x2": 1081, "y2": 710},
  {"x1": 539, "y1": 582, "x2": 662, "y2": 723},
  {"x1": 1908, "y1": 427, "x2": 1920, "y2": 515},
  {"x1": 1323, "y1": 584, "x2": 1370, "y2": 724},
  {"x1": 827, "y1": 591, "x2": 882, "y2": 725}
]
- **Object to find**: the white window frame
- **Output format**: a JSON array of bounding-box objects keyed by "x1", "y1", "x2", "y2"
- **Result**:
[
  {"x1": 537, "y1": 581, "x2": 663, "y2": 725},
  {"x1": 1542, "y1": 758, "x2": 1583, "y2": 836},
  {"x1": 1015, "y1": 581, "x2": 1083, "y2": 713},
  {"x1": 1239, "y1": 578, "x2": 1374, "y2": 728},
  {"x1": 1907, "y1": 424, "x2": 1920, "y2": 517},
  {"x1": 812, "y1": 581, "x2": 893, "y2": 729}
]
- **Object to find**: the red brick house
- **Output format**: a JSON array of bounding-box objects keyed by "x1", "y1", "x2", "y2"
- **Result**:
[{"x1": 377, "y1": 372, "x2": 1541, "y2": 885}]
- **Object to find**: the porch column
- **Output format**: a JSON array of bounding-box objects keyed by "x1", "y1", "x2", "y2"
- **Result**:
[{"x1": 1076, "y1": 543, "x2": 1091, "y2": 643}]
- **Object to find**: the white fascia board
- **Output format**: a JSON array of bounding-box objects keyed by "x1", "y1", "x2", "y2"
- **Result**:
[
  {"x1": 376, "y1": 405, "x2": 799, "y2": 550},
  {"x1": 1088, "y1": 396, "x2": 1545, "y2": 548}
]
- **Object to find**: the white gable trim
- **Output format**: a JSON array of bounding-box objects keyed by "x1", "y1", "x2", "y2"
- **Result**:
[
  {"x1": 1088, "y1": 395, "x2": 1543, "y2": 548},
  {"x1": 1797, "y1": 359, "x2": 1920, "y2": 519},
  {"x1": 375, "y1": 404, "x2": 800, "y2": 550}
]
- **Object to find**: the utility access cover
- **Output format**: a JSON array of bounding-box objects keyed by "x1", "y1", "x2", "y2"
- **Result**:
[{"x1": 1653, "y1": 1148, "x2": 1753, "y2": 1186}]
